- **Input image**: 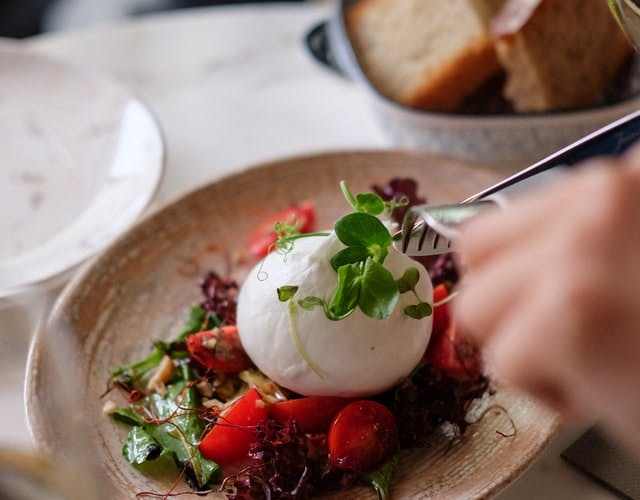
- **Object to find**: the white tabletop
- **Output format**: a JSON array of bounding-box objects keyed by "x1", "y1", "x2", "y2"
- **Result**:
[{"x1": 0, "y1": 3, "x2": 619, "y2": 499}]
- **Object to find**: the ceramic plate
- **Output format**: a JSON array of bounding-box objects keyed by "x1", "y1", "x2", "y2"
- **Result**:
[
  {"x1": 0, "y1": 43, "x2": 164, "y2": 303},
  {"x1": 26, "y1": 152, "x2": 558, "y2": 499}
]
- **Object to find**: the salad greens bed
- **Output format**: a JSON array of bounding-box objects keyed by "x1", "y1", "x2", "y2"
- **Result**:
[{"x1": 103, "y1": 179, "x2": 491, "y2": 500}]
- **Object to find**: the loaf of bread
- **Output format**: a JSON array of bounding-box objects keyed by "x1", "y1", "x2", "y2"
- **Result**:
[
  {"x1": 492, "y1": 0, "x2": 632, "y2": 112},
  {"x1": 346, "y1": 0, "x2": 505, "y2": 112}
]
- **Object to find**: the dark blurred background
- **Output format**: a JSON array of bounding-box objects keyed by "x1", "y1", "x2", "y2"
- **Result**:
[{"x1": 0, "y1": 0, "x2": 308, "y2": 38}]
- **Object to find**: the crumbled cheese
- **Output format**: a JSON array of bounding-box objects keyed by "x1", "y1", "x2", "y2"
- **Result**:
[
  {"x1": 102, "y1": 400, "x2": 118, "y2": 415},
  {"x1": 146, "y1": 355, "x2": 175, "y2": 395},
  {"x1": 196, "y1": 380, "x2": 214, "y2": 398}
]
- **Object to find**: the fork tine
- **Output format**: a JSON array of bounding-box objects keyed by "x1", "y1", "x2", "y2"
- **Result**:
[
  {"x1": 401, "y1": 213, "x2": 419, "y2": 253},
  {"x1": 397, "y1": 201, "x2": 497, "y2": 257},
  {"x1": 417, "y1": 222, "x2": 428, "y2": 251}
]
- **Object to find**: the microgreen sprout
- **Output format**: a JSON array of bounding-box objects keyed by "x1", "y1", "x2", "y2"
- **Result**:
[
  {"x1": 384, "y1": 195, "x2": 410, "y2": 216},
  {"x1": 256, "y1": 217, "x2": 329, "y2": 281},
  {"x1": 340, "y1": 180, "x2": 408, "y2": 217},
  {"x1": 277, "y1": 285, "x2": 325, "y2": 378},
  {"x1": 277, "y1": 286, "x2": 299, "y2": 302},
  {"x1": 276, "y1": 181, "x2": 431, "y2": 322},
  {"x1": 396, "y1": 267, "x2": 432, "y2": 320}
]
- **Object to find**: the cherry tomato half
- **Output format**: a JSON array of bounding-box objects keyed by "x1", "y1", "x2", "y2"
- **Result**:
[
  {"x1": 198, "y1": 388, "x2": 267, "y2": 466},
  {"x1": 425, "y1": 320, "x2": 482, "y2": 381},
  {"x1": 431, "y1": 284, "x2": 450, "y2": 338},
  {"x1": 186, "y1": 325, "x2": 251, "y2": 373},
  {"x1": 268, "y1": 396, "x2": 352, "y2": 434},
  {"x1": 247, "y1": 201, "x2": 316, "y2": 258},
  {"x1": 328, "y1": 400, "x2": 398, "y2": 473}
]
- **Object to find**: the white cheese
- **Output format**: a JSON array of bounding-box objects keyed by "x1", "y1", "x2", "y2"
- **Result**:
[{"x1": 237, "y1": 233, "x2": 433, "y2": 397}]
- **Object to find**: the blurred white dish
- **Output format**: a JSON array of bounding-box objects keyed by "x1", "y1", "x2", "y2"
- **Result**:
[{"x1": 0, "y1": 43, "x2": 164, "y2": 305}]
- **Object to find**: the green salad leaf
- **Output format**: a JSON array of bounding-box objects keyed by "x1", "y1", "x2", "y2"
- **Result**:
[
  {"x1": 112, "y1": 407, "x2": 144, "y2": 426},
  {"x1": 364, "y1": 452, "x2": 400, "y2": 500},
  {"x1": 123, "y1": 426, "x2": 162, "y2": 465},
  {"x1": 110, "y1": 306, "x2": 219, "y2": 385},
  {"x1": 114, "y1": 364, "x2": 220, "y2": 489}
]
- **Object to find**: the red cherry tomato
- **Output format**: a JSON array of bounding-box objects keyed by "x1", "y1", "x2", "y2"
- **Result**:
[
  {"x1": 268, "y1": 397, "x2": 352, "y2": 434},
  {"x1": 431, "y1": 284, "x2": 450, "y2": 338},
  {"x1": 198, "y1": 388, "x2": 268, "y2": 466},
  {"x1": 186, "y1": 326, "x2": 251, "y2": 373},
  {"x1": 247, "y1": 201, "x2": 316, "y2": 258},
  {"x1": 425, "y1": 320, "x2": 482, "y2": 381},
  {"x1": 328, "y1": 400, "x2": 398, "y2": 472}
]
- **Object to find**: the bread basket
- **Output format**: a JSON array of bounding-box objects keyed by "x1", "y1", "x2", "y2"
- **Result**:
[{"x1": 305, "y1": 0, "x2": 640, "y2": 167}]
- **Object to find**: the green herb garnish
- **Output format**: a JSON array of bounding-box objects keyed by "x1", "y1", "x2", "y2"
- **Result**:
[
  {"x1": 293, "y1": 181, "x2": 429, "y2": 321},
  {"x1": 278, "y1": 289, "x2": 325, "y2": 379},
  {"x1": 396, "y1": 267, "x2": 432, "y2": 319},
  {"x1": 277, "y1": 285, "x2": 299, "y2": 302}
]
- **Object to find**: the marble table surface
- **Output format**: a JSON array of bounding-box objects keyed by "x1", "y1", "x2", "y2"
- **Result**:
[{"x1": 0, "y1": 3, "x2": 619, "y2": 499}]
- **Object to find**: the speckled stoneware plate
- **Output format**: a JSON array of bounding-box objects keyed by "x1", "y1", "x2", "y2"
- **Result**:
[
  {"x1": 0, "y1": 43, "x2": 164, "y2": 304},
  {"x1": 26, "y1": 151, "x2": 558, "y2": 499}
]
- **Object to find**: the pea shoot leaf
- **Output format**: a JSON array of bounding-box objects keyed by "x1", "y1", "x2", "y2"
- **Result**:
[
  {"x1": 328, "y1": 263, "x2": 363, "y2": 320},
  {"x1": 396, "y1": 267, "x2": 421, "y2": 294},
  {"x1": 334, "y1": 213, "x2": 392, "y2": 262},
  {"x1": 359, "y1": 259, "x2": 399, "y2": 319},
  {"x1": 404, "y1": 302, "x2": 433, "y2": 319},
  {"x1": 298, "y1": 296, "x2": 325, "y2": 311},
  {"x1": 277, "y1": 286, "x2": 299, "y2": 302},
  {"x1": 330, "y1": 246, "x2": 371, "y2": 271},
  {"x1": 355, "y1": 193, "x2": 385, "y2": 215}
]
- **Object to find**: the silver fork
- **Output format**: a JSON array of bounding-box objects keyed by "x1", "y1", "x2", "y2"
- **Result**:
[{"x1": 397, "y1": 110, "x2": 640, "y2": 257}]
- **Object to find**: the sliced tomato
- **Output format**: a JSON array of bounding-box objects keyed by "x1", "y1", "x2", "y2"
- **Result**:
[
  {"x1": 186, "y1": 326, "x2": 251, "y2": 373},
  {"x1": 425, "y1": 319, "x2": 482, "y2": 381},
  {"x1": 198, "y1": 388, "x2": 268, "y2": 466},
  {"x1": 268, "y1": 396, "x2": 352, "y2": 434},
  {"x1": 247, "y1": 201, "x2": 316, "y2": 258},
  {"x1": 431, "y1": 284, "x2": 450, "y2": 339},
  {"x1": 328, "y1": 400, "x2": 398, "y2": 473}
]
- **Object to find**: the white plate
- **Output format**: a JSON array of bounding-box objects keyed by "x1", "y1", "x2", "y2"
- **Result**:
[{"x1": 0, "y1": 43, "x2": 164, "y2": 304}]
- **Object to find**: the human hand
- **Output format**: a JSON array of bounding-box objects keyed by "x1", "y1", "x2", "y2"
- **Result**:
[{"x1": 454, "y1": 152, "x2": 640, "y2": 451}]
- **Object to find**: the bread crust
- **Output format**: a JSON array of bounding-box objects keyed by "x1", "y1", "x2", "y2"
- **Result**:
[
  {"x1": 405, "y1": 38, "x2": 501, "y2": 111},
  {"x1": 493, "y1": 0, "x2": 632, "y2": 112},
  {"x1": 346, "y1": 0, "x2": 502, "y2": 111}
]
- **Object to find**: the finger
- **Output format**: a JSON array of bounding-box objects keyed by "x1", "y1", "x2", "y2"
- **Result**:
[
  {"x1": 454, "y1": 229, "x2": 558, "y2": 345},
  {"x1": 621, "y1": 140, "x2": 640, "y2": 173},
  {"x1": 482, "y1": 283, "x2": 589, "y2": 419},
  {"x1": 456, "y1": 159, "x2": 618, "y2": 271},
  {"x1": 455, "y1": 195, "x2": 558, "y2": 271}
]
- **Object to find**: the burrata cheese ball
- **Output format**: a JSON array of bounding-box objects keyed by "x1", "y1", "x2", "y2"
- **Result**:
[{"x1": 237, "y1": 232, "x2": 433, "y2": 397}]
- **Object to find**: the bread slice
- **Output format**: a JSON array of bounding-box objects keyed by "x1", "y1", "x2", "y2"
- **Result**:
[
  {"x1": 492, "y1": 0, "x2": 632, "y2": 112},
  {"x1": 346, "y1": 0, "x2": 504, "y2": 112}
]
